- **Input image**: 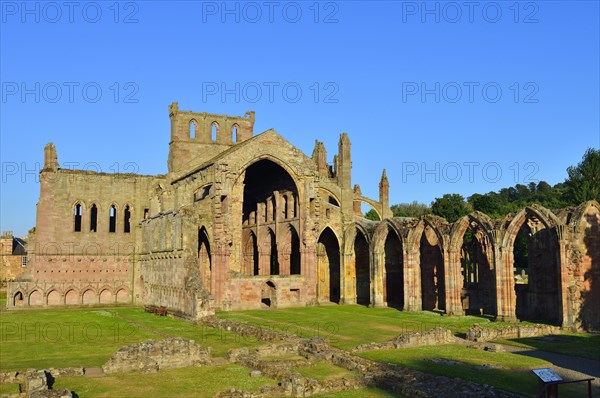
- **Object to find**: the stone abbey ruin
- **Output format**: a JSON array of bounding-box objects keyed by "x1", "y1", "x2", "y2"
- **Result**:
[{"x1": 7, "y1": 103, "x2": 599, "y2": 331}]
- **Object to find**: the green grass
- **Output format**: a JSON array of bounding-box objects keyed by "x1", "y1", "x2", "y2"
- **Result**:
[
  {"x1": 0, "y1": 307, "x2": 262, "y2": 371},
  {"x1": 0, "y1": 290, "x2": 6, "y2": 307},
  {"x1": 296, "y1": 360, "x2": 357, "y2": 381},
  {"x1": 0, "y1": 383, "x2": 20, "y2": 394},
  {"x1": 54, "y1": 364, "x2": 276, "y2": 398},
  {"x1": 218, "y1": 305, "x2": 521, "y2": 350},
  {"x1": 111, "y1": 307, "x2": 262, "y2": 357},
  {"x1": 357, "y1": 345, "x2": 590, "y2": 397},
  {"x1": 494, "y1": 332, "x2": 600, "y2": 361},
  {"x1": 309, "y1": 388, "x2": 403, "y2": 397}
]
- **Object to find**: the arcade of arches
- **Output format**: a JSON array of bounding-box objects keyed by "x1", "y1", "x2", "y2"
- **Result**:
[{"x1": 8, "y1": 105, "x2": 599, "y2": 332}]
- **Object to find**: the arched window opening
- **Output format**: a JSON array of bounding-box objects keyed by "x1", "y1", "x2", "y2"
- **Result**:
[
  {"x1": 355, "y1": 230, "x2": 370, "y2": 305},
  {"x1": 290, "y1": 227, "x2": 301, "y2": 275},
  {"x1": 460, "y1": 226, "x2": 495, "y2": 316},
  {"x1": 124, "y1": 205, "x2": 131, "y2": 233},
  {"x1": 90, "y1": 204, "x2": 98, "y2": 232},
  {"x1": 512, "y1": 216, "x2": 560, "y2": 324},
  {"x1": 13, "y1": 291, "x2": 24, "y2": 306},
  {"x1": 384, "y1": 228, "x2": 403, "y2": 308},
  {"x1": 269, "y1": 230, "x2": 279, "y2": 275},
  {"x1": 243, "y1": 231, "x2": 259, "y2": 276},
  {"x1": 190, "y1": 120, "x2": 196, "y2": 139},
  {"x1": 74, "y1": 203, "x2": 82, "y2": 232},
  {"x1": 317, "y1": 228, "x2": 340, "y2": 304},
  {"x1": 420, "y1": 225, "x2": 445, "y2": 311},
  {"x1": 109, "y1": 205, "x2": 117, "y2": 233},
  {"x1": 283, "y1": 195, "x2": 289, "y2": 219},
  {"x1": 198, "y1": 227, "x2": 212, "y2": 289},
  {"x1": 211, "y1": 122, "x2": 218, "y2": 141},
  {"x1": 232, "y1": 124, "x2": 238, "y2": 142}
]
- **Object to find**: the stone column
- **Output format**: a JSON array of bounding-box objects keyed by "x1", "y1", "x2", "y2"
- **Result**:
[{"x1": 371, "y1": 251, "x2": 385, "y2": 307}]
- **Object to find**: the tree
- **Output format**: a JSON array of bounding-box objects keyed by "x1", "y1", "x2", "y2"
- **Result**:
[
  {"x1": 431, "y1": 194, "x2": 471, "y2": 223},
  {"x1": 469, "y1": 193, "x2": 501, "y2": 217},
  {"x1": 391, "y1": 201, "x2": 431, "y2": 218},
  {"x1": 565, "y1": 148, "x2": 600, "y2": 204},
  {"x1": 365, "y1": 209, "x2": 380, "y2": 221}
]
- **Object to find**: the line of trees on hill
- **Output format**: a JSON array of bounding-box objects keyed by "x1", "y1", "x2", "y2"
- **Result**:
[{"x1": 366, "y1": 147, "x2": 599, "y2": 222}]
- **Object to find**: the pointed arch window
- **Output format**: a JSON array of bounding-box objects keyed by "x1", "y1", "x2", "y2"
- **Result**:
[
  {"x1": 124, "y1": 205, "x2": 131, "y2": 233},
  {"x1": 90, "y1": 204, "x2": 98, "y2": 232},
  {"x1": 74, "y1": 203, "x2": 82, "y2": 232},
  {"x1": 109, "y1": 205, "x2": 117, "y2": 233}
]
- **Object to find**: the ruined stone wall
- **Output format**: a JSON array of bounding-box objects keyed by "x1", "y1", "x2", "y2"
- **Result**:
[
  {"x1": 567, "y1": 202, "x2": 600, "y2": 330},
  {"x1": 1, "y1": 254, "x2": 26, "y2": 282},
  {"x1": 8, "y1": 167, "x2": 160, "y2": 307}
]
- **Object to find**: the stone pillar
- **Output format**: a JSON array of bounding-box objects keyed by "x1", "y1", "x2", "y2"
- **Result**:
[
  {"x1": 404, "y1": 248, "x2": 422, "y2": 311},
  {"x1": 279, "y1": 251, "x2": 290, "y2": 275},
  {"x1": 342, "y1": 251, "x2": 356, "y2": 305},
  {"x1": 445, "y1": 249, "x2": 463, "y2": 316},
  {"x1": 495, "y1": 246, "x2": 517, "y2": 322},
  {"x1": 556, "y1": 230, "x2": 570, "y2": 328},
  {"x1": 340, "y1": 253, "x2": 356, "y2": 304},
  {"x1": 371, "y1": 251, "x2": 385, "y2": 307}
]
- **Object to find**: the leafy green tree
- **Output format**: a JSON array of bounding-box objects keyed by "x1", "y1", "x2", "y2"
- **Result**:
[
  {"x1": 365, "y1": 209, "x2": 380, "y2": 221},
  {"x1": 564, "y1": 148, "x2": 600, "y2": 204},
  {"x1": 390, "y1": 201, "x2": 432, "y2": 218},
  {"x1": 431, "y1": 194, "x2": 471, "y2": 223},
  {"x1": 469, "y1": 193, "x2": 501, "y2": 217}
]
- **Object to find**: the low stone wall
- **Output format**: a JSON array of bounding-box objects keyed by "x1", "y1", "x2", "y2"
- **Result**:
[
  {"x1": 0, "y1": 369, "x2": 73, "y2": 398},
  {"x1": 202, "y1": 316, "x2": 303, "y2": 344},
  {"x1": 352, "y1": 327, "x2": 461, "y2": 352},
  {"x1": 207, "y1": 318, "x2": 523, "y2": 398},
  {"x1": 466, "y1": 324, "x2": 561, "y2": 342},
  {"x1": 102, "y1": 337, "x2": 211, "y2": 374}
]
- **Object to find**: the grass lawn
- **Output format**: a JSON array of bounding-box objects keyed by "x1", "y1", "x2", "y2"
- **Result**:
[
  {"x1": 0, "y1": 290, "x2": 6, "y2": 307},
  {"x1": 111, "y1": 307, "x2": 262, "y2": 357},
  {"x1": 494, "y1": 332, "x2": 600, "y2": 361},
  {"x1": 296, "y1": 360, "x2": 357, "y2": 381},
  {"x1": 218, "y1": 305, "x2": 520, "y2": 350},
  {"x1": 53, "y1": 364, "x2": 276, "y2": 398},
  {"x1": 0, "y1": 383, "x2": 20, "y2": 395},
  {"x1": 0, "y1": 307, "x2": 261, "y2": 371},
  {"x1": 310, "y1": 388, "x2": 403, "y2": 397},
  {"x1": 357, "y1": 345, "x2": 590, "y2": 397}
]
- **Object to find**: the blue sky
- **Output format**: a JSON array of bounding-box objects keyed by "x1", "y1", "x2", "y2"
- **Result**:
[{"x1": 1, "y1": 1, "x2": 599, "y2": 236}]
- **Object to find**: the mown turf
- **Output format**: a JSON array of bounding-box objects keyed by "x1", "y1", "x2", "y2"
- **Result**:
[
  {"x1": 296, "y1": 360, "x2": 357, "y2": 381},
  {"x1": 0, "y1": 290, "x2": 6, "y2": 307},
  {"x1": 0, "y1": 307, "x2": 261, "y2": 371},
  {"x1": 54, "y1": 364, "x2": 276, "y2": 398},
  {"x1": 111, "y1": 307, "x2": 262, "y2": 357},
  {"x1": 218, "y1": 305, "x2": 522, "y2": 350},
  {"x1": 494, "y1": 332, "x2": 600, "y2": 361},
  {"x1": 357, "y1": 345, "x2": 590, "y2": 397},
  {"x1": 310, "y1": 388, "x2": 402, "y2": 397},
  {"x1": 0, "y1": 383, "x2": 20, "y2": 395}
]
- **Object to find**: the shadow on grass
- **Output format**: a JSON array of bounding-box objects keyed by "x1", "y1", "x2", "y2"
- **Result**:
[{"x1": 504, "y1": 333, "x2": 600, "y2": 363}]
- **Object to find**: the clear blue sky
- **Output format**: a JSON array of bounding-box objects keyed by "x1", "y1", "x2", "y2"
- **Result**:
[{"x1": 1, "y1": 1, "x2": 599, "y2": 237}]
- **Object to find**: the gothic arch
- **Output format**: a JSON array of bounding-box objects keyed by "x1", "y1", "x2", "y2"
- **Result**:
[
  {"x1": 448, "y1": 212, "x2": 497, "y2": 316},
  {"x1": 317, "y1": 227, "x2": 341, "y2": 304},
  {"x1": 408, "y1": 217, "x2": 447, "y2": 312},
  {"x1": 500, "y1": 204, "x2": 563, "y2": 324},
  {"x1": 568, "y1": 200, "x2": 600, "y2": 330}
]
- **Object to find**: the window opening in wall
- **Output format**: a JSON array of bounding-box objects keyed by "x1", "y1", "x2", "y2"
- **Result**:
[
  {"x1": 124, "y1": 205, "x2": 131, "y2": 233},
  {"x1": 109, "y1": 205, "x2": 116, "y2": 233},
  {"x1": 211, "y1": 122, "x2": 218, "y2": 141},
  {"x1": 190, "y1": 120, "x2": 196, "y2": 138},
  {"x1": 90, "y1": 204, "x2": 98, "y2": 232},
  {"x1": 74, "y1": 203, "x2": 82, "y2": 232}
]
